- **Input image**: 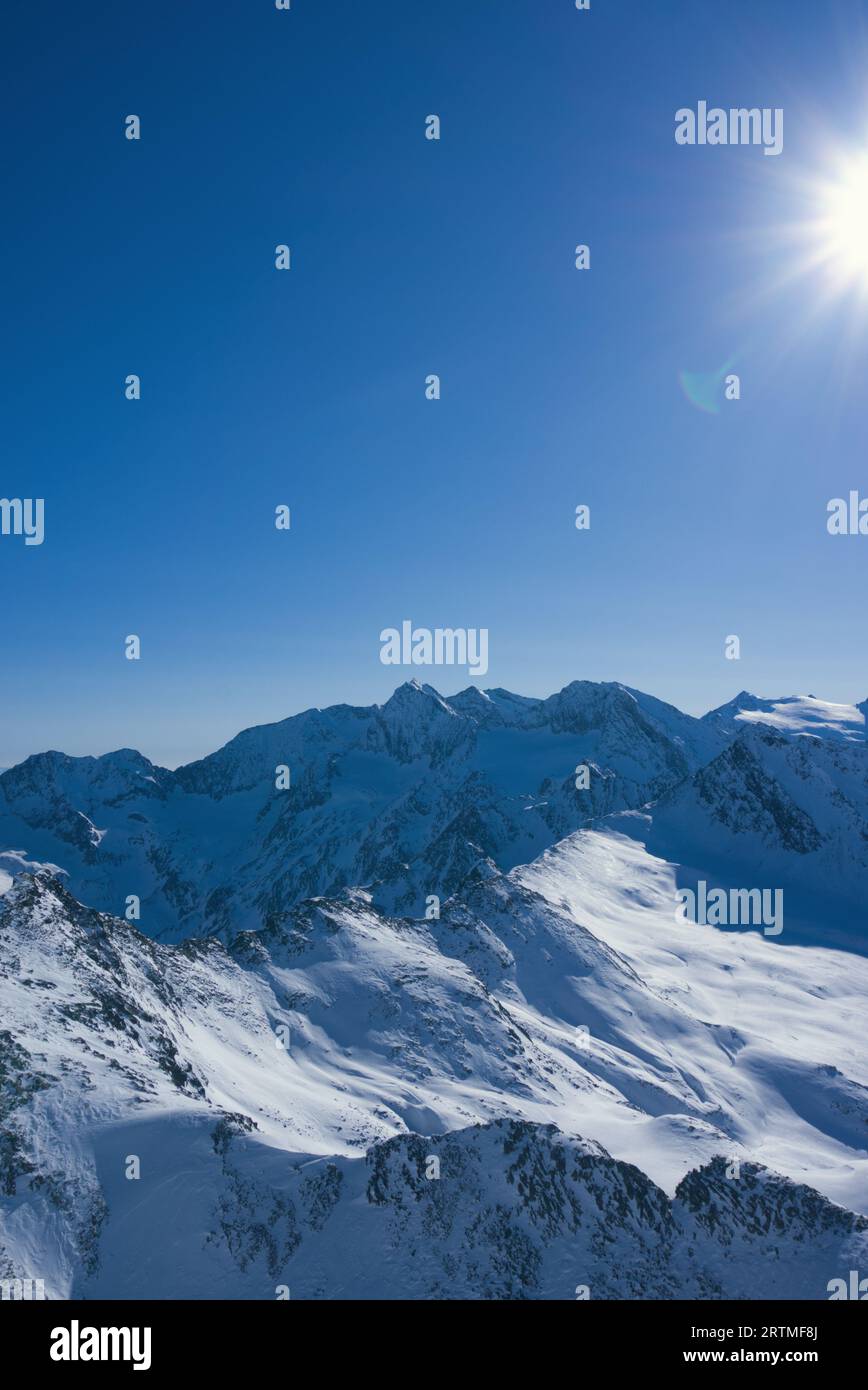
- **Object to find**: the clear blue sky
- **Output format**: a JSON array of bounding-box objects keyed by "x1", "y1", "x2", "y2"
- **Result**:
[{"x1": 3, "y1": 0, "x2": 868, "y2": 768}]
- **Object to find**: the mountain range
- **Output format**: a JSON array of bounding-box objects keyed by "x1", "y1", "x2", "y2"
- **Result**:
[
  {"x1": 0, "y1": 680, "x2": 866, "y2": 1299},
  {"x1": 1, "y1": 681, "x2": 864, "y2": 940}
]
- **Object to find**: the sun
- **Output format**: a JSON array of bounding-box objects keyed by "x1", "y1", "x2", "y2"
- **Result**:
[
  {"x1": 814, "y1": 152, "x2": 868, "y2": 294},
  {"x1": 756, "y1": 139, "x2": 868, "y2": 332},
  {"x1": 744, "y1": 128, "x2": 868, "y2": 382}
]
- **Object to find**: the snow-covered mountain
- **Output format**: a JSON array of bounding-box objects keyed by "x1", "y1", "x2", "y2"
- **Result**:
[
  {"x1": 5, "y1": 678, "x2": 863, "y2": 945},
  {"x1": 702, "y1": 691, "x2": 866, "y2": 744},
  {"x1": 1, "y1": 837, "x2": 867, "y2": 1298},
  {"x1": 0, "y1": 680, "x2": 730, "y2": 940},
  {"x1": 91, "y1": 1118, "x2": 868, "y2": 1301},
  {"x1": 604, "y1": 723, "x2": 868, "y2": 949},
  {"x1": 1, "y1": 680, "x2": 866, "y2": 1299}
]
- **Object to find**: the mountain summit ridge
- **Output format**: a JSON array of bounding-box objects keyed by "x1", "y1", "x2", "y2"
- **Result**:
[{"x1": 0, "y1": 680, "x2": 864, "y2": 941}]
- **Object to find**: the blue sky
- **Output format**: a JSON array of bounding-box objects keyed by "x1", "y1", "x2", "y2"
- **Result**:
[{"x1": 4, "y1": 0, "x2": 868, "y2": 767}]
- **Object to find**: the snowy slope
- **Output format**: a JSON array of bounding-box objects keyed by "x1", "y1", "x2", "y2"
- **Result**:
[
  {"x1": 514, "y1": 826, "x2": 868, "y2": 1213},
  {"x1": 1, "y1": 837, "x2": 867, "y2": 1298},
  {"x1": 603, "y1": 724, "x2": 868, "y2": 948}
]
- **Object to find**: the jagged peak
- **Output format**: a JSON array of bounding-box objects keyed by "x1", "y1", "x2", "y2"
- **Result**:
[{"x1": 381, "y1": 678, "x2": 451, "y2": 707}]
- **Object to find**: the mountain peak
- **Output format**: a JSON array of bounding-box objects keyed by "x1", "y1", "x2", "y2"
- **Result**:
[
  {"x1": 379, "y1": 681, "x2": 458, "y2": 721},
  {"x1": 704, "y1": 692, "x2": 866, "y2": 744},
  {"x1": 384, "y1": 678, "x2": 445, "y2": 702}
]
